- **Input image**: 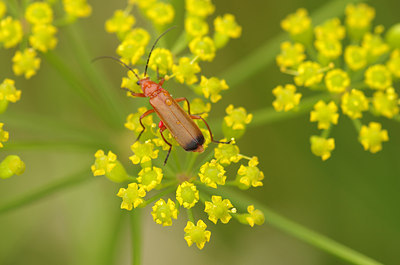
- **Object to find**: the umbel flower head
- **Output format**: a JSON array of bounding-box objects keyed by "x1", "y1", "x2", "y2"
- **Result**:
[
  {"x1": 274, "y1": 3, "x2": 399, "y2": 160},
  {"x1": 89, "y1": 0, "x2": 265, "y2": 250}
]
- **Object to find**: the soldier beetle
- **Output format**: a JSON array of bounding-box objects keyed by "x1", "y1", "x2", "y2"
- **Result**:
[{"x1": 95, "y1": 28, "x2": 230, "y2": 165}]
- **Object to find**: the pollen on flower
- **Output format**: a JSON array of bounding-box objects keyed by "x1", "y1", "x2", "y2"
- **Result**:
[
  {"x1": 185, "y1": 0, "x2": 215, "y2": 18},
  {"x1": 272, "y1": 84, "x2": 302, "y2": 112},
  {"x1": 151, "y1": 198, "x2": 178, "y2": 226},
  {"x1": 129, "y1": 141, "x2": 159, "y2": 164},
  {"x1": 184, "y1": 220, "x2": 211, "y2": 250},
  {"x1": 276, "y1": 41, "x2": 306, "y2": 68},
  {"x1": 105, "y1": 10, "x2": 135, "y2": 34},
  {"x1": 0, "y1": 17, "x2": 23, "y2": 49},
  {"x1": 199, "y1": 159, "x2": 226, "y2": 188},
  {"x1": 172, "y1": 57, "x2": 201, "y2": 85},
  {"x1": 176, "y1": 181, "x2": 199, "y2": 209},
  {"x1": 137, "y1": 166, "x2": 163, "y2": 192},
  {"x1": 310, "y1": 100, "x2": 339, "y2": 129},
  {"x1": 341, "y1": 89, "x2": 369, "y2": 119},
  {"x1": 214, "y1": 140, "x2": 241, "y2": 165},
  {"x1": 364, "y1": 64, "x2": 392, "y2": 90},
  {"x1": 200, "y1": 76, "x2": 228, "y2": 103},
  {"x1": 372, "y1": 88, "x2": 399, "y2": 118},
  {"x1": 214, "y1": 14, "x2": 242, "y2": 39},
  {"x1": 12, "y1": 49, "x2": 41, "y2": 79},
  {"x1": 236, "y1": 156, "x2": 264, "y2": 189},
  {"x1": 63, "y1": 0, "x2": 92, "y2": 18},
  {"x1": 117, "y1": 182, "x2": 146, "y2": 210},
  {"x1": 0, "y1": 123, "x2": 9, "y2": 148},
  {"x1": 148, "y1": 48, "x2": 173, "y2": 75},
  {"x1": 344, "y1": 45, "x2": 368, "y2": 71},
  {"x1": 294, "y1": 61, "x2": 324, "y2": 87},
  {"x1": 145, "y1": 2, "x2": 174, "y2": 26},
  {"x1": 25, "y1": 2, "x2": 53, "y2": 25},
  {"x1": 185, "y1": 16, "x2": 209, "y2": 37},
  {"x1": 325, "y1": 69, "x2": 350, "y2": 93},
  {"x1": 0, "y1": 78, "x2": 21, "y2": 103},
  {"x1": 204, "y1": 195, "x2": 234, "y2": 224},
  {"x1": 310, "y1": 135, "x2": 335, "y2": 161},
  {"x1": 29, "y1": 24, "x2": 58, "y2": 52},
  {"x1": 359, "y1": 122, "x2": 389, "y2": 153},
  {"x1": 315, "y1": 38, "x2": 342, "y2": 60},
  {"x1": 189, "y1": 36, "x2": 216, "y2": 61}
]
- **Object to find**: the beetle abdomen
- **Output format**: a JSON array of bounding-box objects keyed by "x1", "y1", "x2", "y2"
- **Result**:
[{"x1": 184, "y1": 134, "x2": 205, "y2": 151}]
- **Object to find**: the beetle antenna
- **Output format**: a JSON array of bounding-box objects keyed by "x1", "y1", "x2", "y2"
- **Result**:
[
  {"x1": 144, "y1": 26, "x2": 177, "y2": 77},
  {"x1": 92, "y1": 56, "x2": 140, "y2": 81}
]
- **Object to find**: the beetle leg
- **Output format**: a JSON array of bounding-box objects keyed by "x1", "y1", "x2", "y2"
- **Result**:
[
  {"x1": 175, "y1": 97, "x2": 191, "y2": 115},
  {"x1": 159, "y1": 126, "x2": 173, "y2": 165},
  {"x1": 190, "y1": 115, "x2": 231, "y2": 144},
  {"x1": 121, "y1": 87, "x2": 146, "y2": 97},
  {"x1": 136, "y1": 109, "x2": 155, "y2": 142}
]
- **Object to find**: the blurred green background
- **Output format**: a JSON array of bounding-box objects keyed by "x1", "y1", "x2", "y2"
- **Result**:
[{"x1": 0, "y1": 0, "x2": 399, "y2": 264}]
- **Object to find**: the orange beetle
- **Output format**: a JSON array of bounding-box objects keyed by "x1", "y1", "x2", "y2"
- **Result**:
[{"x1": 96, "y1": 28, "x2": 230, "y2": 164}]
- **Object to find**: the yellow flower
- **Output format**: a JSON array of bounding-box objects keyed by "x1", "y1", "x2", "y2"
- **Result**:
[
  {"x1": 364, "y1": 64, "x2": 392, "y2": 90},
  {"x1": 372, "y1": 88, "x2": 399, "y2": 119},
  {"x1": 387, "y1": 49, "x2": 400, "y2": 78},
  {"x1": 341, "y1": 89, "x2": 369, "y2": 119},
  {"x1": 276, "y1": 41, "x2": 306, "y2": 68},
  {"x1": 362, "y1": 31, "x2": 389, "y2": 60},
  {"x1": 199, "y1": 159, "x2": 226, "y2": 188},
  {"x1": 0, "y1": 17, "x2": 23, "y2": 49},
  {"x1": 189, "y1": 36, "x2": 216, "y2": 61},
  {"x1": 294, "y1": 61, "x2": 324, "y2": 87},
  {"x1": 137, "y1": 166, "x2": 163, "y2": 192},
  {"x1": 105, "y1": 9, "x2": 135, "y2": 34},
  {"x1": 148, "y1": 48, "x2": 173, "y2": 75},
  {"x1": 184, "y1": 220, "x2": 211, "y2": 250},
  {"x1": 214, "y1": 140, "x2": 241, "y2": 165},
  {"x1": 310, "y1": 136, "x2": 335, "y2": 161},
  {"x1": 0, "y1": 1, "x2": 5, "y2": 19},
  {"x1": 151, "y1": 199, "x2": 178, "y2": 226},
  {"x1": 172, "y1": 57, "x2": 201, "y2": 85},
  {"x1": 315, "y1": 38, "x2": 342, "y2": 59},
  {"x1": 117, "y1": 183, "x2": 146, "y2": 210},
  {"x1": 129, "y1": 140, "x2": 159, "y2": 165},
  {"x1": 176, "y1": 181, "x2": 199, "y2": 209},
  {"x1": 185, "y1": 16, "x2": 209, "y2": 37},
  {"x1": 325, "y1": 69, "x2": 350, "y2": 93},
  {"x1": 146, "y1": 2, "x2": 174, "y2": 26},
  {"x1": 272, "y1": 84, "x2": 302, "y2": 112},
  {"x1": 116, "y1": 40, "x2": 145, "y2": 65},
  {"x1": 314, "y1": 18, "x2": 345, "y2": 40},
  {"x1": 214, "y1": 14, "x2": 241, "y2": 38},
  {"x1": 29, "y1": 24, "x2": 58, "y2": 52},
  {"x1": 123, "y1": 28, "x2": 150, "y2": 46},
  {"x1": 125, "y1": 107, "x2": 154, "y2": 133},
  {"x1": 91, "y1": 150, "x2": 130, "y2": 182},
  {"x1": 344, "y1": 45, "x2": 368, "y2": 71},
  {"x1": 12, "y1": 49, "x2": 41, "y2": 79},
  {"x1": 0, "y1": 123, "x2": 9, "y2": 148},
  {"x1": 310, "y1": 100, "x2": 339, "y2": 129},
  {"x1": 0, "y1": 155, "x2": 25, "y2": 179},
  {"x1": 236, "y1": 156, "x2": 264, "y2": 189},
  {"x1": 63, "y1": 0, "x2": 92, "y2": 18},
  {"x1": 185, "y1": 0, "x2": 215, "y2": 17},
  {"x1": 345, "y1": 3, "x2": 375, "y2": 40},
  {"x1": 25, "y1": 2, "x2": 53, "y2": 24},
  {"x1": 204, "y1": 195, "x2": 234, "y2": 224},
  {"x1": 200, "y1": 76, "x2": 228, "y2": 103},
  {"x1": 245, "y1": 205, "x2": 265, "y2": 227},
  {"x1": 359, "y1": 122, "x2": 388, "y2": 153},
  {"x1": 129, "y1": 0, "x2": 156, "y2": 9},
  {"x1": 224, "y1": 104, "x2": 252, "y2": 130},
  {"x1": 0, "y1": 78, "x2": 21, "y2": 103},
  {"x1": 281, "y1": 8, "x2": 311, "y2": 36}
]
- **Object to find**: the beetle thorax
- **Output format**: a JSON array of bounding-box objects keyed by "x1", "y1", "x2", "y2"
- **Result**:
[{"x1": 140, "y1": 78, "x2": 161, "y2": 97}]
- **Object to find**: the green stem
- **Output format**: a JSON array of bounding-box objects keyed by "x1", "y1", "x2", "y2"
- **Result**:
[
  {"x1": 131, "y1": 210, "x2": 141, "y2": 265},
  {"x1": 142, "y1": 186, "x2": 176, "y2": 207},
  {"x1": 209, "y1": 187, "x2": 383, "y2": 265},
  {"x1": 99, "y1": 211, "x2": 125, "y2": 265},
  {"x1": 352, "y1": 118, "x2": 362, "y2": 132},
  {"x1": 185, "y1": 152, "x2": 199, "y2": 174},
  {"x1": 63, "y1": 24, "x2": 126, "y2": 128},
  {"x1": 221, "y1": 0, "x2": 361, "y2": 89},
  {"x1": 186, "y1": 208, "x2": 194, "y2": 223},
  {"x1": 171, "y1": 31, "x2": 188, "y2": 55},
  {"x1": 0, "y1": 169, "x2": 92, "y2": 215}
]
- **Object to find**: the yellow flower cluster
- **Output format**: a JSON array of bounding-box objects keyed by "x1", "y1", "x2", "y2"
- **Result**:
[{"x1": 275, "y1": 3, "x2": 400, "y2": 160}]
